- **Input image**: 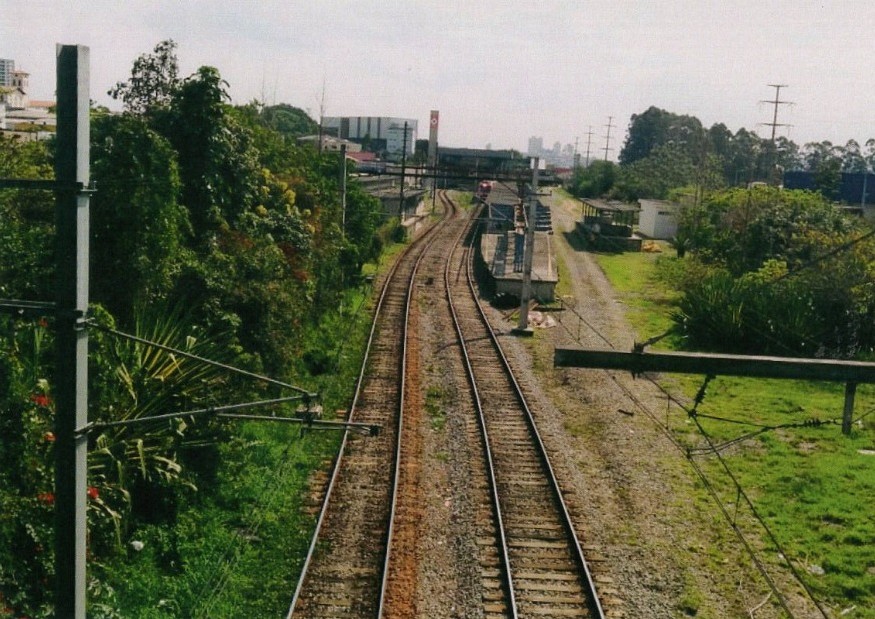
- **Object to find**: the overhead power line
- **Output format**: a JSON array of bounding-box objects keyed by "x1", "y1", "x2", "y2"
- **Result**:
[{"x1": 759, "y1": 83, "x2": 793, "y2": 143}]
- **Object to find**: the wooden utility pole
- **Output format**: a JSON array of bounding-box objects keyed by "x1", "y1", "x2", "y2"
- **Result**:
[
  {"x1": 584, "y1": 126, "x2": 594, "y2": 167},
  {"x1": 760, "y1": 84, "x2": 791, "y2": 144},
  {"x1": 54, "y1": 44, "x2": 90, "y2": 619},
  {"x1": 759, "y1": 84, "x2": 792, "y2": 185}
]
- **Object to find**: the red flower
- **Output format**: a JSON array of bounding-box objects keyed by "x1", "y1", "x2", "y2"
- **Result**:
[
  {"x1": 87, "y1": 486, "x2": 99, "y2": 500},
  {"x1": 30, "y1": 394, "x2": 50, "y2": 408},
  {"x1": 37, "y1": 492, "x2": 54, "y2": 505},
  {"x1": 38, "y1": 318, "x2": 48, "y2": 328}
]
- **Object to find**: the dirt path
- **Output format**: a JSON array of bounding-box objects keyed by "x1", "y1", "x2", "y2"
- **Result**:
[
  {"x1": 477, "y1": 190, "x2": 796, "y2": 618},
  {"x1": 402, "y1": 190, "x2": 821, "y2": 618}
]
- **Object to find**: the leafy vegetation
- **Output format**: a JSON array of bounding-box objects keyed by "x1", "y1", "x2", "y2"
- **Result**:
[
  {"x1": 671, "y1": 186, "x2": 875, "y2": 357},
  {"x1": 570, "y1": 105, "x2": 875, "y2": 203},
  {"x1": 592, "y1": 247, "x2": 875, "y2": 617},
  {"x1": 0, "y1": 39, "x2": 395, "y2": 617}
]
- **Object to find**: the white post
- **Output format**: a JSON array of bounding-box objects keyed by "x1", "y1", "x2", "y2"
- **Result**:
[{"x1": 517, "y1": 158, "x2": 539, "y2": 333}]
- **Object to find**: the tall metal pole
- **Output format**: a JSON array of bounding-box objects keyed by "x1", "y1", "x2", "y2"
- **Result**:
[
  {"x1": 400, "y1": 121, "x2": 408, "y2": 221},
  {"x1": 516, "y1": 158, "x2": 539, "y2": 333},
  {"x1": 759, "y1": 84, "x2": 792, "y2": 185},
  {"x1": 603, "y1": 117, "x2": 614, "y2": 161},
  {"x1": 339, "y1": 143, "x2": 347, "y2": 236},
  {"x1": 54, "y1": 44, "x2": 90, "y2": 619}
]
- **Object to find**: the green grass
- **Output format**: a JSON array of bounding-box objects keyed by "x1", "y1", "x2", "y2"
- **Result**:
[
  {"x1": 98, "y1": 264, "x2": 385, "y2": 617},
  {"x1": 426, "y1": 385, "x2": 447, "y2": 431},
  {"x1": 104, "y1": 427, "x2": 337, "y2": 618},
  {"x1": 593, "y1": 248, "x2": 875, "y2": 616},
  {"x1": 593, "y1": 245, "x2": 682, "y2": 347}
]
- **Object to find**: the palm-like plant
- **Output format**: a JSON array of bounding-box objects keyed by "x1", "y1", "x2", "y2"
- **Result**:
[{"x1": 89, "y1": 304, "x2": 236, "y2": 535}]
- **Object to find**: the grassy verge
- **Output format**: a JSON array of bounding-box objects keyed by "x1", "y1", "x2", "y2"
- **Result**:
[
  {"x1": 593, "y1": 245, "x2": 682, "y2": 347},
  {"x1": 593, "y1": 249, "x2": 875, "y2": 617},
  {"x1": 99, "y1": 242, "x2": 407, "y2": 617}
]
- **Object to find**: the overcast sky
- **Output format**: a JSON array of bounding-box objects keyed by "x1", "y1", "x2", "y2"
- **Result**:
[{"x1": 4, "y1": 1, "x2": 875, "y2": 155}]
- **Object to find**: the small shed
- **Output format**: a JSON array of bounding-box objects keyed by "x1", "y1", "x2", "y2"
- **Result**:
[
  {"x1": 577, "y1": 199, "x2": 642, "y2": 251},
  {"x1": 638, "y1": 199, "x2": 681, "y2": 240}
]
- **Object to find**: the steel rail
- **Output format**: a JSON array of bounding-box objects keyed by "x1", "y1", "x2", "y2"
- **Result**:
[
  {"x1": 377, "y1": 193, "x2": 457, "y2": 618},
  {"x1": 450, "y1": 198, "x2": 606, "y2": 618},
  {"x1": 441, "y1": 194, "x2": 519, "y2": 617},
  {"x1": 288, "y1": 197, "x2": 448, "y2": 618}
]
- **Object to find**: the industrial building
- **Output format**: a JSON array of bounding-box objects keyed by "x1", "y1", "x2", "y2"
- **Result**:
[{"x1": 322, "y1": 116, "x2": 417, "y2": 158}]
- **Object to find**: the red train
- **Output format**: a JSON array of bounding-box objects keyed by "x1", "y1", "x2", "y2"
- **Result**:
[{"x1": 476, "y1": 180, "x2": 494, "y2": 202}]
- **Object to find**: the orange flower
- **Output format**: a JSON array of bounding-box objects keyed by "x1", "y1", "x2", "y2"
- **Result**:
[
  {"x1": 37, "y1": 492, "x2": 54, "y2": 505},
  {"x1": 87, "y1": 486, "x2": 99, "y2": 500},
  {"x1": 43, "y1": 432, "x2": 55, "y2": 443}
]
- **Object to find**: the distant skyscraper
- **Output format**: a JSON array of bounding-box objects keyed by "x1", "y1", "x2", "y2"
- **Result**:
[{"x1": 0, "y1": 59, "x2": 14, "y2": 86}]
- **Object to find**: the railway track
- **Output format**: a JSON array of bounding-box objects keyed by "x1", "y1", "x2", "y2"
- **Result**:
[
  {"x1": 288, "y1": 199, "x2": 454, "y2": 618},
  {"x1": 441, "y1": 192, "x2": 606, "y2": 618},
  {"x1": 291, "y1": 189, "x2": 606, "y2": 618}
]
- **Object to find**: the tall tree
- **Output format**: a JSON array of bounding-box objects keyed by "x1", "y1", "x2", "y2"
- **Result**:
[
  {"x1": 108, "y1": 39, "x2": 180, "y2": 115},
  {"x1": 90, "y1": 112, "x2": 189, "y2": 321},
  {"x1": 568, "y1": 160, "x2": 618, "y2": 198},
  {"x1": 160, "y1": 66, "x2": 260, "y2": 234},
  {"x1": 619, "y1": 106, "x2": 705, "y2": 166}
]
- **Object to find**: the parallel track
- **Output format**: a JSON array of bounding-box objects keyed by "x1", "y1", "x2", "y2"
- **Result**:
[
  {"x1": 288, "y1": 202, "x2": 451, "y2": 618},
  {"x1": 442, "y1": 192, "x2": 606, "y2": 619},
  {"x1": 292, "y1": 189, "x2": 605, "y2": 618}
]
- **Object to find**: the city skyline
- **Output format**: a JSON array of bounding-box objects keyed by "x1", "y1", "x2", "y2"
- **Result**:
[{"x1": 4, "y1": 1, "x2": 875, "y2": 155}]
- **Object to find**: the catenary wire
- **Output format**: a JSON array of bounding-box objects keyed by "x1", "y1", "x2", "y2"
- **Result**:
[
  {"x1": 89, "y1": 320, "x2": 312, "y2": 396},
  {"x1": 549, "y1": 246, "x2": 852, "y2": 615}
]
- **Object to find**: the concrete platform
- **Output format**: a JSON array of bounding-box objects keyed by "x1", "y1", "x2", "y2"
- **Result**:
[{"x1": 481, "y1": 229, "x2": 558, "y2": 302}]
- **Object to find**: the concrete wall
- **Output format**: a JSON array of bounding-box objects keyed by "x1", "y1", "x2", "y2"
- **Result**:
[{"x1": 638, "y1": 200, "x2": 679, "y2": 239}]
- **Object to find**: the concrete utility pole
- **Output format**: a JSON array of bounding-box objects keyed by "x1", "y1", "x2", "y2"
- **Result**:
[
  {"x1": 515, "y1": 157, "x2": 539, "y2": 334},
  {"x1": 399, "y1": 121, "x2": 408, "y2": 221},
  {"x1": 54, "y1": 44, "x2": 90, "y2": 619}
]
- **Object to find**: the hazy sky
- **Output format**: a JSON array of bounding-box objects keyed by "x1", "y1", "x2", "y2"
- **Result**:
[{"x1": 4, "y1": 1, "x2": 875, "y2": 155}]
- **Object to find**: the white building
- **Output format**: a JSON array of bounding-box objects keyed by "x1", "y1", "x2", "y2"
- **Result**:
[
  {"x1": 1, "y1": 69, "x2": 29, "y2": 109},
  {"x1": 1, "y1": 66, "x2": 56, "y2": 140},
  {"x1": 322, "y1": 116, "x2": 417, "y2": 157},
  {"x1": 638, "y1": 199, "x2": 681, "y2": 239},
  {"x1": 296, "y1": 134, "x2": 361, "y2": 153},
  {"x1": 0, "y1": 59, "x2": 14, "y2": 86}
]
